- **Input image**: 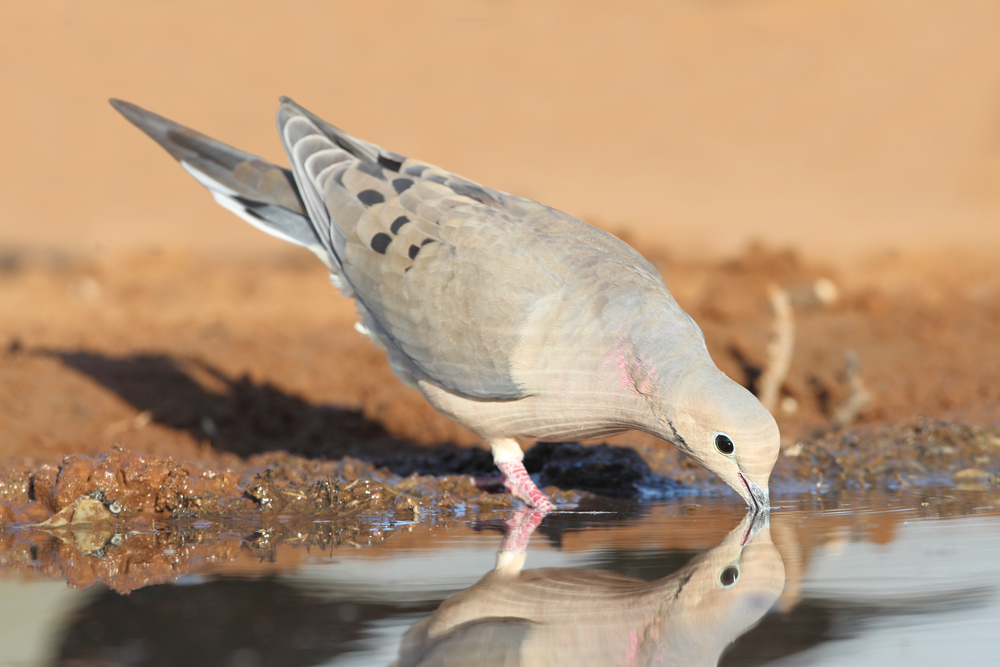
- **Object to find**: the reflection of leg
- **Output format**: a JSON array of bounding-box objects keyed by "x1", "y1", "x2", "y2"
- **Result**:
[
  {"x1": 491, "y1": 437, "x2": 555, "y2": 511},
  {"x1": 496, "y1": 507, "x2": 546, "y2": 573},
  {"x1": 501, "y1": 507, "x2": 547, "y2": 554}
]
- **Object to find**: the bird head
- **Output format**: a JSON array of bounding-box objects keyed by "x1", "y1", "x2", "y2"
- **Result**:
[
  {"x1": 653, "y1": 511, "x2": 784, "y2": 664},
  {"x1": 656, "y1": 367, "x2": 779, "y2": 512}
]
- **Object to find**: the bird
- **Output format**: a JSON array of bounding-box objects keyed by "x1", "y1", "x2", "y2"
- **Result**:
[
  {"x1": 394, "y1": 510, "x2": 784, "y2": 666},
  {"x1": 111, "y1": 98, "x2": 779, "y2": 513}
]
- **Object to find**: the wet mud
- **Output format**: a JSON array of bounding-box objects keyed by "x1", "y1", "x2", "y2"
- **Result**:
[
  {"x1": 0, "y1": 446, "x2": 588, "y2": 593},
  {"x1": 775, "y1": 417, "x2": 1000, "y2": 492},
  {"x1": 3, "y1": 414, "x2": 1000, "y2": 595}
]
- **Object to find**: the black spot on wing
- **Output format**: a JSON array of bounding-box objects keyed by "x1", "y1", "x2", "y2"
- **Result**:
[
  {"x1": 409, "y1": 239, "x2": 437, "y2": 260},
  {"x1": 390, "y1": 216, "x2": 410, "y2": 234},
  {"x1": 392, "y1": 178, "x2": 414, "y2": 194},
  {"x1": 378, "y1": 152, "x2": 405, "y2": 171},
  {"x1": 370, "y1": 233, "x2": 392, "y2": 254},
  {"x1": 356, "y1": 161, "x2": 387, "y2": 180},
  {"x1": 404, "y1": 164, "x2": 428, "y2": 177},
  {"x1": 357, "y1": 190, "x2": 385, "y2": 207}
]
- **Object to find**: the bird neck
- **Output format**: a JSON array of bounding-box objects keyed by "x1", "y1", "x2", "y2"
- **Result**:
[{"x1": 613, "y1": 311, "x2": 718, "y2": 443}]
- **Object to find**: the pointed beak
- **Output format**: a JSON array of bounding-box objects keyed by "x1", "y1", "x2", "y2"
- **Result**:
[{"x1": 738, "y1": 473, "x2": 770, "y2": 514}]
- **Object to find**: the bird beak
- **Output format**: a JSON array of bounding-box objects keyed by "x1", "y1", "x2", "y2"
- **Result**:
[{"x1": 738, "y1": 473, "x2": 770, "y2": 514}]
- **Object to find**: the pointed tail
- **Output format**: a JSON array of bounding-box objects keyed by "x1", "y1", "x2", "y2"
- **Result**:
[{"x1": 110, "y1": 99, "x2": 330, "y2": 262}]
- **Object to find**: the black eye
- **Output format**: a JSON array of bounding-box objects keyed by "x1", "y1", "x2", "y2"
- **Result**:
[
  {"x1": 715, "y1": 433, "x2": 735, "y2": 455},
  {"x1": 719, "y1": 565, "x2": 740, "y2": 588}
]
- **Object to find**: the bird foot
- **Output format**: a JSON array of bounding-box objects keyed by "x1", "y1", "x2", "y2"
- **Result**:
[{"x1": 497, "y1": 460, "x2": 555, "y2": 512}]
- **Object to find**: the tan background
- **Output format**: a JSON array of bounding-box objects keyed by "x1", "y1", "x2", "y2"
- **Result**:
[
  {"x1": 2, "y1": 0, "x2": 999, "y2": 262},
  {"x1": 1, "y1": 1, "x2": 999, "y2": 469}
]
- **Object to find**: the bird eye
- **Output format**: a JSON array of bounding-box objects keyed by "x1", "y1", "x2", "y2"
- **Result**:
[
  {"x1": 715, "y1": 433, "x2": 735, "y2": 455},
  {"x1": 719, "y1": 565, "x2": 740, "y2": 588}
]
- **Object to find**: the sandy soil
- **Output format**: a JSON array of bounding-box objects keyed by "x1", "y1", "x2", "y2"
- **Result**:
[
  {"x1": 2, "y1": 1, "x2": 999, "y2": 552},
  {"x1": 2, "y1": 244, "x2": 998, "y2": 465},
  {"x1": 1, "y1": 236, "x2": 998, "y2": 558}
]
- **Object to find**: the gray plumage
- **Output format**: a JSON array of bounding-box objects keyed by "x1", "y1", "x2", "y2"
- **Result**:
[
  {"x1": 396, "y1": 513, "x2": 784, "y2": 666},
  {"x1": 111, "y1": 98, "x2": 780, "y2": 511}
]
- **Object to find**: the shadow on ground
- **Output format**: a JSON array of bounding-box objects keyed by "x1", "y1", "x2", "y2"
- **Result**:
[
  {"x1": 45, "y1": 350, "x2": 443, "y2": 464},
  {"x1": 43, "y1": 350, "x2": 687, "y2": 498}
]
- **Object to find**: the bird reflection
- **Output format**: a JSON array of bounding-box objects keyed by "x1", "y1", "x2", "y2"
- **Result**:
[{"x1": 397, "y1": 510, "x2": 785, "y2": 666}]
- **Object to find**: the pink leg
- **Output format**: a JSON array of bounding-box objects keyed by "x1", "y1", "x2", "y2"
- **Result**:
[
  {"x1": 497, "y1": 459, "x2": 555, "y2": 512},
  {"x1": 500, "y1": 507, "x2": 547, "y2": 554}
]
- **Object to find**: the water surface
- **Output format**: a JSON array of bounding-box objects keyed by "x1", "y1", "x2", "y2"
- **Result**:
[{"x1": 2, "y1": 489, "x2": 999, "y2": 666}]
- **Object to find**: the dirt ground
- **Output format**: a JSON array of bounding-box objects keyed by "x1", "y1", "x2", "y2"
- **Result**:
[
  {"x1": 1, "y1": 1, "x2": 1000, "y2": 590},
  {"x1": 1, "y1": 243, "x2": 997, "y2": 471}
]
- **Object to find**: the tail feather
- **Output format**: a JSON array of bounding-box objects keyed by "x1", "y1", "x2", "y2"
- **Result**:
[{"x1": 110, "y1": 99, "x2": 330, "y2": 262}]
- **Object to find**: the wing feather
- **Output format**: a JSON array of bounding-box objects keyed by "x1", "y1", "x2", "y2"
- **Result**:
[{"x1": 275, "y1": 99, "x2": 569, "y2": 399}]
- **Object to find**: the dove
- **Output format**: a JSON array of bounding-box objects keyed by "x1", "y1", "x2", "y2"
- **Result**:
[
  {"x1": 396, "y1": 510, "x2": 784, "y2": 666},
  {"x1": 110, "y1": 98, "x2": 779, "y2": 513}
]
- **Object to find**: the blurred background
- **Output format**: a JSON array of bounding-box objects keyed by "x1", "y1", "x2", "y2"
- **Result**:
[
  {"x1": 3, "y1": 0, "x2": 999, "y2": 261},
  {"x1": 3, "y1": 7, "x2": 1000, "y2": 663},
  {"x1": 1, "y1": 0, "x2": 999, "y2": 466}
]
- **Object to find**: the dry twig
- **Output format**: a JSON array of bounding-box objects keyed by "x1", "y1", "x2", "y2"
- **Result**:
[
  {"x1": 758, "y1": 284, "x2": 795, "y2": 414},
  {"x1": 832, "y1": 350, "x2": 873, "y2": 428}
]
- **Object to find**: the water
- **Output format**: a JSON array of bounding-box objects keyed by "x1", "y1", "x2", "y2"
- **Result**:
[{"x1": 2, "y1": 489, "x2": 1000, "y2": 666}]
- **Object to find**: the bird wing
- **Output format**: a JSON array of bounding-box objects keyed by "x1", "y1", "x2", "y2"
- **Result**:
[
  {"x1": 113, "y1": 97, "x2": 661, "y2": 402},
  {"x1": 276, "y1": 98, "x2": 583, "y2": 400}
]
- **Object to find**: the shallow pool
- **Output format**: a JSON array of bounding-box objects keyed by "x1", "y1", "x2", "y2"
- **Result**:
[{"x1": 2, "y1": 488, "x2": 999, "y2": 666}]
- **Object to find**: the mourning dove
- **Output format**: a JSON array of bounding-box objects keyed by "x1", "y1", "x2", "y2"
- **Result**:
[
  {"x1": 396, "y1": 511, "x2": 784, "y2": 665},
  {"x1": 111, "y1": 98, "x2": 779, "y2": 512}
]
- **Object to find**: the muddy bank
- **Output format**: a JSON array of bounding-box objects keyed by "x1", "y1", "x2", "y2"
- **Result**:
[
  {"x1": 0, "y1": 445, "x2": 590, "y2": 593},
  {"x1": 623, "y1": 417, "x2": 1000, "y2": 493},
  {"x1": 0, "y1": 448, "x2": 485, "y2": 524},
  {"x1": 0, "y1": 443, "x2": 668, "y2": 527},
  {"x1": 775, "y1": 417, "x2": 1000, "y2": 492},
  {"x1": 0, "y1": 437, "x2": 678, "y2": 593},
  {"x1": 18, "y1": 415, "x2": 995, "y2": 533},
  {"x1": 2, "y1": 415, "x2": 1000, "y2": 594}
]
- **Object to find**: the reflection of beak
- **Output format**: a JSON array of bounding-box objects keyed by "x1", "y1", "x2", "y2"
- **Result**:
[
  {"x1": 738, "y1": 473, "x2": 770, "y2": 514},
  {"x1": 740, "y1": 508, "x2": 771, "y2": 545}
]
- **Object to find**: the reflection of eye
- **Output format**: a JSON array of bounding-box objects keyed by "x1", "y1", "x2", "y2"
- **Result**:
[
  {"x1": 719, "y1": 565, "x2": 740, "y2": 588},
  {"x1": 715, "y1": 433, "x2": 735, "y2": 455}
]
